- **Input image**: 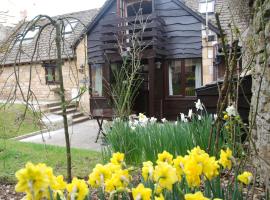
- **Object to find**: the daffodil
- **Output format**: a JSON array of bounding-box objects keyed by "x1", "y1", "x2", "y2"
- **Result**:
[
  {"x1": 185, "y1": 191, "x2": 209, "y2": 200},
  {"x1": 173, "y1": 156, "x2": 188, "y2": 181},
  {"x1": 132, "y1": 184, "x2": 152, "y2": 200},
  {"x1": 153, "y1": 162, "x2": 177, "y2": 191},
  {"x1": 110, "y1": 152, "x2": 125, "y2": 165},
  {"x1": 226, "y1": 105, "x2": 237, "y2": 117},
  {"x1": 237, "y1": 171, "x2": 253, "y2": 185},
  {"x1": 104, "y1": 169, "x2": 130, "y2": 192},
  {"x1": 88, "y1": 164, "x2": 112, "y2": 188},
  {"x1": 223, "y1": 114, "x2": 229, "y2": 120},
  {"x1": 15, "y1": 162, "x2": 51, "y2": 199},
  {"x1": 183, "y1": 156, "x2": 202, "y2": 188},
  {"x1": 195, "y1": 99, "x2": 204, "y2": 111},
  {"x1": 142, "y1": 161, "x2": 154, "y2": 181},
  {"x1": 51, "y1": 175, "x2": 67, "y2": 191},
  {"x1": 66, "y1": 178, "x2": 89, "y2": 200},
  {"x1": 157, "y1": 151, "x2": 173, "y2": 164},
  {"x1": 202, "y1": 156, "x2": 219, "y2": 180},
  {"x1": 219, "y1": 148, "x2": 233, "y2": 170}
]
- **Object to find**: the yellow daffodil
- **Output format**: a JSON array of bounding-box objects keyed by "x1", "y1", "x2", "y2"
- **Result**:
[
  {"x1": 110, "y1": 152, "x2": 125, "y2": 165},
  {"x1": 157, "y1": 151, "x2": 173, "y2": 164},
  {"x1": 66, "y1": 177, "x2": 89, "y2": 200},
  {"x1": 237, "y1": 171, "x2": 253, "y2": 185},
  {"x1": 185, "y1": 191, "x2": 209, "y2": 200},
  {"x1": 183, "y1": 156, "x2": 202, "y2": 188},
  {"x1": 105, "y1": 169, "x2": 130, "y2": 192},
  {"x1": 219, "y1": 148, "x2": 233, "y2": 170},
  {"x1": 15, "y1": 162, "x2": 51, "y2": 199},
  {"x1": 173, "y1": 155, "x2": 188, "y2": 181},
  {"x1": 153, "y1": 162, "x2": 177, "y2": 191},
  {"x1": 223, "y1": 114, "x2": 229, "y2": 120},
  {"x1": 132, "y1": 183, "x2": 152, "y2": 200},
  {"x1": 51, "y1": 175, "x2": 67, "y2": 191},
  {"x1": 88, "y1": 164, "x2": 112, "y2": 188},
  {"x1": 202, "y1": 156, "x2": 219, "y2": 180},
  {"x1": 142, "y1": 161, "x2": 154, "y2": 181}
]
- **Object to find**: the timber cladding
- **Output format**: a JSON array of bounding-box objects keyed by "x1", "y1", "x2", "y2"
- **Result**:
[{"x1": 85, "y1": 0, "x2": 219, "y2": 119}]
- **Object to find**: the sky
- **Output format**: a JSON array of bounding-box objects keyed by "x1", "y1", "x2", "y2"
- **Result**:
[{"x1": 0, "y1": 0, "x2": 106, "y2": 26}]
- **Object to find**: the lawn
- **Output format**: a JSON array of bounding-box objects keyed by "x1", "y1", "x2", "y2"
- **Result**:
[
  {"x1": 0, "y1": 104, "x2": 40, "y2": 139},
  {"x1": 0, "y1": 139, "x2": 101, "y2": 183}
]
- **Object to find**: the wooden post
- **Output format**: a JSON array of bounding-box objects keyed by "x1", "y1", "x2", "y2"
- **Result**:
[{"x1": 148, "y1": 58, "x2": 155, "y2": 117}]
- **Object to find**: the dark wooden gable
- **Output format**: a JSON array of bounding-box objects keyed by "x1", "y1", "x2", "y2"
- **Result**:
[
  {"x1": 87, "y1": 1, "x2": 117, "y2": 65},
  {"x1": 155, "y1": 0, "x2": 202, "y2": 59}
]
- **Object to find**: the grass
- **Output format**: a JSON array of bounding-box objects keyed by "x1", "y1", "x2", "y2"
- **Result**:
[
  {"x1": 0, "y1": 139, "x2": 101, "y2": 183},
  {"x1": 0, "y1": 104, "x2": 40, "y2": 139},
  {"x1": 103, "y1": 116, "x2": 224, "y2": 165}
]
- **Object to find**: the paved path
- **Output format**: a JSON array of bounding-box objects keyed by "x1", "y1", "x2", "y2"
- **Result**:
[{"x1": 20, "y1": 120, "x2": 102, "y2": 151}]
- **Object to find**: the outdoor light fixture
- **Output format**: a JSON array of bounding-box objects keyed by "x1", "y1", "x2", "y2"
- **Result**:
[
  {"x1": 79, "y1": 64, "x2": 85, "y2": 73},
  {"x1": 156, "y1": 61, "x2": 162, "y2": 69}
]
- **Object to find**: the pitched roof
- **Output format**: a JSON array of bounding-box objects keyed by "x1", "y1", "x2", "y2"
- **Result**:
[
  {"x1": 1, "y1": 9, "x2": 99, "y2": 65},
  {"x1": 74, "y1": 0, "x2": 219, "y2": 47},
  {"x1": 183, "y1": 0, "x2": 250, "y2": 37}
]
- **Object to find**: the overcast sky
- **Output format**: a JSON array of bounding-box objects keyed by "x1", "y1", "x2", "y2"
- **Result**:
[{"x1": 1, "y1": 0, "x2": 106, "y2": 26}]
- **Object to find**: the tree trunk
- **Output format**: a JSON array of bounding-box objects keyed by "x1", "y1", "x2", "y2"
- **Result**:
[{"x1": 55, "y1": 22, "x2": 72, "y2": 183}]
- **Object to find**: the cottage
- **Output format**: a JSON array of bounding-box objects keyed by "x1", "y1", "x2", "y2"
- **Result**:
[
  {"x1": 77, "y1": 0, "x2": 219, "y2": 119},
  {"x1": 0, "y1": 9, "x2": 98, "y2": 113}
]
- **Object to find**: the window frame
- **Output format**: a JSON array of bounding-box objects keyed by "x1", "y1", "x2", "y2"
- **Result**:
[
  {"x1": 166, "y1": 58, "x2": 202, "y2": 98},
  {"x1": 16, "y1": 27, "x2": 39, "y2": 44},
  {"x1": 199, "y1": 0, "x2": 215, "y2": 14},
  {"x1": 44, "y1": 63, "x2": 60, "y2": 85},
  {"x1": 63, "y1": 19, "x2": 78, "y2": 35},
  {"x1": 90, "y1": 63, "x2": 104, "y2": 98}
]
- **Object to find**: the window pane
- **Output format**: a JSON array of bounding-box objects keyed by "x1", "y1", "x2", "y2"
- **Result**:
[
  {"x1": 91, "y1": 64, "x2": 103, "y2": 97},
  {"x1": 185, "y1": 59, "x2": 201, "y2": 96},
  {"x1": 169, "y1": 60, "x2": 182, "y2": 95},
  {"x1": 54, "y1": 68, "x2": 60, "y2": 82},
  {"x1": 199, "y1": 1, "x2": 215, "y2": 13},
  {"x1": 47, "y1": 68, "x2": 54, "y2": 82}
]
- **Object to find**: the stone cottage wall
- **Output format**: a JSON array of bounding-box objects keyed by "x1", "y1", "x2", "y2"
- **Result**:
[
  {"x1": 75, "y1": 37, "x2": 90, "y2": 114},
  {"x1": 250, "y1": 0, "x2": 270, "y2": 190},
  {"x1": 0, "y1": 60, "x2": 78, "y2": 102}
]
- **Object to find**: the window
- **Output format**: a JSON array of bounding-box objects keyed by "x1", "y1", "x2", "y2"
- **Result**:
[
  {"x1": 168, "y1": 59, "x2": 202, "y2": 96},
  {"x1": 17, "y1": 27, "x2": 39, "y2": 44},
  {"x1": 44, "y1": 63, "x2": 60, "y2": 85},
  {"x1": 127, "y1": 1, "x2": 152, "y2": 17},
  {"x1": 64, "y1": 20, "x2": 78, "y2": 35},
  {"x1": 199, "y1": 0, "x2": 215, "y2": 14},
  {"x1": 91, "y1": 64, "x2": 103, "y2": 97}
]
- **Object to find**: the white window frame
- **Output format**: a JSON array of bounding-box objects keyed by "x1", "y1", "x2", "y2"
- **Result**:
[
  {"x1": 64, "y1": 19, "x2": 78, "y2": 35},
  {"x1": 199, "y1": 0, "x2": 215, "y2": 14}
]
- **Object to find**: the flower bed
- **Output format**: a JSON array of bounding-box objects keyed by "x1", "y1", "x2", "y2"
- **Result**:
[{"x1": 15, "y1": 147, "x2": 253, "y2": 200}]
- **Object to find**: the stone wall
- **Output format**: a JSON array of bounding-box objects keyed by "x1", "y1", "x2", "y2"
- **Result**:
[
  {"x1": 250, "y1": 0, "x2": 270, "y2": 190},
  {"x1": 75, "y1": 37, "x2": 90, "y2": 114},
  {"x1": 0, "y1": 60, "x2": 78, "y2": 102},
  {"x1": 0, "y1": 36, "x2": 90, "y2": 113}
]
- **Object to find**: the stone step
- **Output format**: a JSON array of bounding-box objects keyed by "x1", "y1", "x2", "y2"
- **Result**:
[
  {"x1": 68, "y1": 112, "x2": 84, "y2": 119},
  {"x1": 46, "y1": 102, "x2": 62, "y2": 108},
  {"x1": 72, "y1": 116, "x2": 90, "y2": 124},
  {"x1": 49, "y1": 104, "x2": 77, "y2": 113},
  {"x1": 54, "y1": 107, "x2": 77, "y2": 115}
]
